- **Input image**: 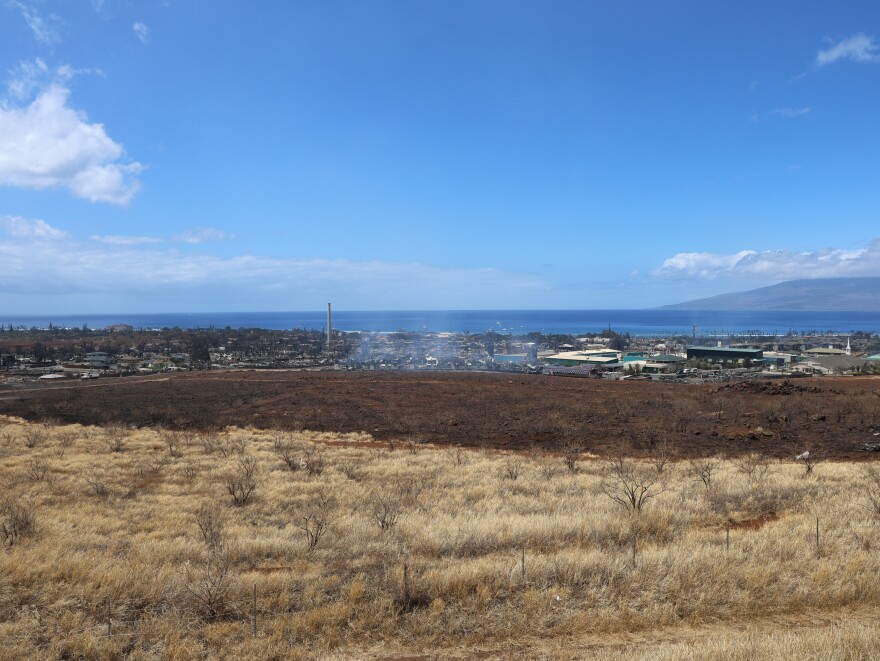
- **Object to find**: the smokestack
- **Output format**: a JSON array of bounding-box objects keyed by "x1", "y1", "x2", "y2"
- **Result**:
[{"x1": 327, "y1": 303, "x2": 332, "y2": 348}]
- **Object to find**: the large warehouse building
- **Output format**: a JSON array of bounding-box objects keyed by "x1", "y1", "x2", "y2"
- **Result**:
[{"x1": 686, "y1": 346, "x2": 763, "y2": 363}]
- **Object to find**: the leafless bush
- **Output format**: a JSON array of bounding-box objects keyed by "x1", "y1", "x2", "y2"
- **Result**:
[
  {"x1": 446, "y1": 445, "x2": 467, "y2": 467},
  {"x1": 648, "y1": 440, "x2": 676, "y2": 475},
  {"x1": 272, "y1": 431, "x2": 291, "y2": 452},
  {"x1": 795, "y1": 448, "x2": 823, "y2": 475},
  {"x1": 296, "y1": 494, "x2": 337, "y2": 553},
  {"x1": 163, "y1": 431, "x2": 183, "y2": 457},
  {"x1": 24, "y1": 458, "x2": 50, "y2": 482},
  {"x1": 23, "y1": 428, "x2": 44, "y2": 449},
  {"x1": 184, "y1": 545, "x2": 232, "y2": 620},
  {"x1": 105, "y1": 426, "x2": 127, "y2": 453},
  {"x1": 337, "y1": 462, "x2": 361, "y2": 481},
  {"x1": 502, "y1": 457, "x2": 522, "y2": 480},
  {"x1": 370, "y1": 491, "x2": 404, "y2": 533},
  {"x1": 201, "y1": 435, "x2": 218, "y2": 454},
  {"x1": 182, "y1": 461, "x2": 200, "y2": 480},
  {"x1": 688, "y1": 455, "x2": 719, "y2": 490},
  {"x1": 405, "y1": 440, "x2": 420, "y2": 455},
  {"x1": 0, "y1": 429, "x2": 17, "y2": 446},
  {"x1": 863, "y1": 467, "x2": 880, "y2": 518},
  {"x1": 195, "y1": 502, "x2": 226, "y2": 549},
  {"x1": 224, "y1": 456, "x2": 258, "y2": 506},
  {"x1": 539, "y1": 457, "x2": 559, "y2": 480},
  {"x1": 599, "y1": 454, "x2": 666, "y2": 513},
  {"x1": 275, "y1": 442, "x2": 299, "y2": 472},
  {"x1": 562, "y1": 440, "x2": 584, "y2": 473},
  {"x1": 736, "y1": 452, "x2": 771, "y2": 482},
  {"x1": 301, "y1": 446, "x2": 325, "y2": 476},
  {"x1": 86, "y1": 472, "x2": 109, "y2": 497},
  {"x1": 1, "y1": 496, "x2": 36, "y2": 547}
]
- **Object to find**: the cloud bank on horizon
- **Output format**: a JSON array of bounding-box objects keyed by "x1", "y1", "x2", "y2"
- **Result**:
[{"x1": 1, "y1": 2, "x2": 880, "y2": 312}]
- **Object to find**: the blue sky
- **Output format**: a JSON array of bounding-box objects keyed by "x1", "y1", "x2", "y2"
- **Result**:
[{"x1": 1, "y1": 1, "x2": 879, "y2": 313}]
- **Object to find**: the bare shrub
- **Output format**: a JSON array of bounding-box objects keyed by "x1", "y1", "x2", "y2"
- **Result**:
[
  {"x1": 275, "y1": 441, "x2": 299, "y2": 472},
  {"x1": 163, "y1": 432, "x2": 183, "y2": 458},
  {"x1": 795, "y1": 448, "x2": 823, "y2": 476},
  {"x1": 86, "y1": 472, "x2": 109, "y2": 497},
  {"x1": 736, "y1": 452, "x2": 771, "y2": 482},
  {"x1": 23, "y1": 428, "x2": 44, "y2": 449},
  {"x1": 182, "y1": 461, "x2": 200, "y2": 481},
  {"x1": 201, "y1": 435, "x2": 218, "y2": 454},
  {"x1": 1, "y1": 496, "x2": 36, "y2": 547},
  {"x1": 599, "y1": 454, "x2": 666, "y2": 513},
  {"x1": 370, "y1": 491, "x2": 404, "y2": 533},
  {"x1": 337, "y1": 462, "x2": 361, "y2": 481},
  {"x1": 184, "y1": 546, "x2": 232, "y2": 620},
  {"x1": 225, "y1": 456, "x2": 258, "y2": 506},
  {"x1": 562, "y1": 440, "x2": 584, "y2": 473},
  {"x1": 301, "y1": 446, "x2": 325, "y2": 476},
  {"x1": 648, "y1": 440, "x2": 676, "y2": 475},
  {"x1": 863, "y1": 467, "x2": 880, "y2": 518},
  {"x1": 296, "y1": 494, "x2": 337, "y2": 553},
  {"x1": 24, "y1": 458, "x2": 50, "y2": 482},
  {"x1": 539, "y1": 457, "x2": 559, "y2": 480},
  {"x1": 195, "y1": 502, "x2": 226, "y2": 549},
  {"x1": 688, "y1": 455, "x2": 719, "y2": 490},
  {"x1": 446, "y1": 445, "x2": 467, "y2": 467},
  {"x1": 105, "y1": 426, "x2": 127, "y2": 453},
  {"x1": 501, "y1": 457, "x2": 522, "y2": 480}
]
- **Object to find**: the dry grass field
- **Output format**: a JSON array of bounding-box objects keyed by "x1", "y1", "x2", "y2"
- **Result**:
[{"x1": 2, "y1": 415, "x2": 880, "y2": 659}]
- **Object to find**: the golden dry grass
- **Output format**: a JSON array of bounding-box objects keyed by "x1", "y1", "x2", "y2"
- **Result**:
[{"x1": 1, "y1": 415, "x2": 880, "y2": 659}]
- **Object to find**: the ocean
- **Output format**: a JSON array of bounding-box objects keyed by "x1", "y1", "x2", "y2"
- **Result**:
[{"x1": 3, "y1": 310, "x2": 880, "y2": 337}]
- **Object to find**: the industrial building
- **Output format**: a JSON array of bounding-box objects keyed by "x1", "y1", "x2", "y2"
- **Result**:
[{"x1": 686, "y1": 346, "x2": 763, "y2": 363}]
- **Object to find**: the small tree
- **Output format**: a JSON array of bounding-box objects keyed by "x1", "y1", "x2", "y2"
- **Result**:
[
  {"x1": 688, "y1": 455, "x2": 719, "y2": 490},
  {"x1": 599, "y1": 454, "x2": 666, "y2": 513}
]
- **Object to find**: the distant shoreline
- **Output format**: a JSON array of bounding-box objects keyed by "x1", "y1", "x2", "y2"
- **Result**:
[{"x1": 2, "y1": 309, "x2": 880, "y2": 337}]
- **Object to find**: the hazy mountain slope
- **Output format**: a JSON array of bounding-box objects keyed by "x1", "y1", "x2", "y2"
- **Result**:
[{"x1": 659, "y1": 278, "x2": 880, "y2": 311}]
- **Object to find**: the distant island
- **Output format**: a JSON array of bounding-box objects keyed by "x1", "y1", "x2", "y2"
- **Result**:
[{"x1": 660, "y1": 277, "x2": 880, "y2": 311}]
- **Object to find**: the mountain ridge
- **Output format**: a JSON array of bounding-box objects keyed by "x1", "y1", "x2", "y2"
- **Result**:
[{"x1": 659, "y1": 277, "x2": 880, "y2": 311}]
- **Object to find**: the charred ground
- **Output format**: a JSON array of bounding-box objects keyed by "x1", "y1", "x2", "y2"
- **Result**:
[{"x1": 2, "y1": 370, "x2": 879, "y2": 459}]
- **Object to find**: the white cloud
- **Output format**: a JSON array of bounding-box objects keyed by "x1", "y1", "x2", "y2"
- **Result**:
[
  {"x1": 652, "y1": 240, "x2": 880, "y2": 281},
  {"x1": 7, "y1": 0, "x2": 60, "y2": 45},
  {"x1": 90, "y1": 234, "x2": 161, "y2": 246},
  {"x1": 0, "y1": 217, "x2": 548, "y2": 308},
  {"x1": 0, "y1": 64, "x2": 143, "y2": 205},
  {"x1": 0, "y1": 215, "x2": 68, "y2": 240},
  {"x1": 771, "y1": 107, "x2": 811, "y2": 118},
  {"x1": 133, "y1": 22, "x2": 149, "y2": 44},
  {"x1": 817, "y1": 33, "x2": 880, "y2": 66},
  {"x1": 174, "y1": 228, "x2": 235, "y2": 244}
]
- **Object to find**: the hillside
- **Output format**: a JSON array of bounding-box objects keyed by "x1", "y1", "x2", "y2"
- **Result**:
[{"x1": 660, "y1": 277, "x2": 880, "y2": 311}]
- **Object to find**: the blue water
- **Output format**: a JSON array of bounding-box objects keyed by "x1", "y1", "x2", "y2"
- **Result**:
[{"x1": 2, "y1": 310, "x2": 880, "y2": 337}]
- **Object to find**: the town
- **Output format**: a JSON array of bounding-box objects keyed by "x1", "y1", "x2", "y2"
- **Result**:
[{"x1": 2, "y1": 322, "x2": 879, "y2": 386}]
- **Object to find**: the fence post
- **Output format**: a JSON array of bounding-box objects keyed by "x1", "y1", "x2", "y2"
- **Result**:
[
  {"x1": 816, "y1": 517, "x2": 820, "y2": 559},
  {"x1": 106, "y1": 597, "x2": 111, "y2": 639},
  {"x1": 726, "y1": 525, "x2": 730, "y2": 553},
  {"x1": 631, "y1": 534, "x2": 637, "y2": 566},
  {"x1": 252, "y1": 583, "x2": 257, "y2": 638},
  {"x1": 521, "y1": 545, "x2": 526, "y2": 581}
]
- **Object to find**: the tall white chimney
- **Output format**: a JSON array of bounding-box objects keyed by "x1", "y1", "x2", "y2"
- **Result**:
[{"x1": 327, "y1": 303, "x2": 332, "y2": 348}]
